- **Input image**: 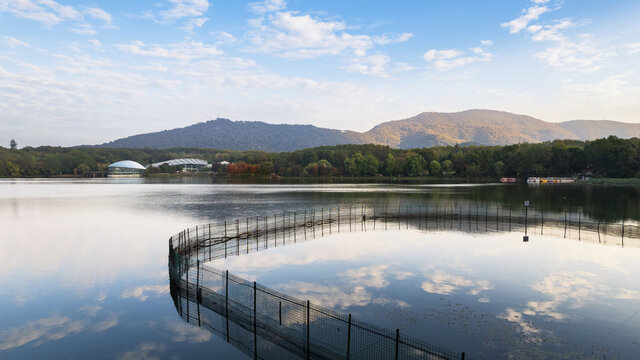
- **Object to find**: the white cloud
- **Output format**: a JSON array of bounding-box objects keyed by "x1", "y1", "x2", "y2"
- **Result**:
[
  {"x1": 181, "y1": 17, "x2": 209, "y2": 33},
  {"x1": 277, "y1": 281, "x2": 373, "y2": 309},
  {"x1": 1, "y1": 36, "x2": 29, "y2": 48},
  {"x1": 625, "y1": 43, "x2": 640, "y2": 55},
  {"x1": 121, "y1": 284, "x2": 168, "y2": 302},
  {"x1": 249, "y1": 0, "x2": 286, "y2": 14},
  {"x1": 341, "y1": 265, "x2": 389, "y2": 288},
  {"x1": 71, "y1": 22, "x2": 97, "y2": 35},
  {"x1": 82, "y1": 6, "x2": 113, "y2": 26},
  {"x1": 0, "y1": 316, "x2": 84, "y2": 350},
  {"x1": 159, "y1": 0, "x2": 209, "y2": 22},
  {"x1": 248, "y1": 12, "x2": 370, "y2": 58},
  {"x1": 116, "y1": 40, "x2": 223, "y2": 62},
  {"x1": 527, "y1": 19, "x2": 575, "y2": 42},
  {"x1": 116, "y1": 342, "x2": 166, "y2": 360},
  {"x1": 534, "y1": 36, "x2": 615, "y2": 73},
  {"x1": 560, "y1": 73, "x2": 640, "y2": 104},
  {"x1": 0, "y1": 0, "x2": 81, "y2": 26},
  {"x1": 247, "y1": 11, "x2": 411, "y2": 61},
  {"x1": 423, "y1": 41, "x2": 493, "y2": 71},
  {"x1": 421, "y1": 271, "x2": 492, "y2": 296},
  {"x1": 213, "y1": 31, "x2": 237, "y2": 44},
  {"x1": 347, "y1": 54, "x2": 391, "y2": 78},
  {"x1": 374, "y1": 32, "x2": 414, "y2": 45},
  {"x1": 143, "y1": 0, "x2": 209, "y2": 32},
  {"x1": 501, "y1": 5, "x2": 550, "y2": 34},
  {"x1": 166, "y1": 321, "x2": 211, "y2": 343}
]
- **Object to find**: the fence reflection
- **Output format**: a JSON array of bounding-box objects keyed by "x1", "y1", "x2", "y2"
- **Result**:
[{"x1": 169, "y1": 204, "x2": 640, "y2": 360}]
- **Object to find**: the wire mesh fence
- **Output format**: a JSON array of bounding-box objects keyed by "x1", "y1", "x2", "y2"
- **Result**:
[{"x1": 168, "y1": 203, "x2": 640, "y2": 360}]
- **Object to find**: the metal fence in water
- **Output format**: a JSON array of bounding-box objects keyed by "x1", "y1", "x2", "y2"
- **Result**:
[{"x1": 168, "y1": 204, "x2": 640, "y2": 360}]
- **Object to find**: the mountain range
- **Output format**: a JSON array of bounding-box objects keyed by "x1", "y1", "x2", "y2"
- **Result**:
[{"x1": 98, "y1": 110, "x2": 640, "y2": 152}]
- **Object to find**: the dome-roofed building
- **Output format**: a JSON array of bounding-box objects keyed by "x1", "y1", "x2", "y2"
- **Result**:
[
  {"x1": 148, "y1": 158, "x2": 210, "y2": 172},
  {"x1": 107, "y1": 160, "x2": 146, "y2": 177}
]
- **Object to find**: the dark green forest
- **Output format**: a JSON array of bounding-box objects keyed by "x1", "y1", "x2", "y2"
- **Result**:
[{"x1": 1, "y1": 136, "x2": 639, "y2": 179}]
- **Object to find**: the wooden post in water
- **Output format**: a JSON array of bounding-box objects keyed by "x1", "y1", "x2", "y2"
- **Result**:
[
  {"x1": 485, "y1": 204, "x2": 488, "y2": 231},
  {"x1": 578, "y1": 212, "x2": 581, "y2": 241},
  {"x1": 253, "y1": 282, "x2": 257, "y2": 360},
  {"x1": 265, "y1": 216, "x2": 268, "y2": 247},
  {"x1": 279, "y1": 301, "x2": 282, "y2": 325},
  {"x1": 306, "y1": 300, "x2": 311, "y2": 360},
  {"x1": 346, "y1": 313, "x2": 352, "y2": 360},
  {"x1": 564, "y1": 211, "x2": 567, "y2": 238},
  {"x1": 236, "y1": 220, "x2": 240, "y2": 255},
  {"x1": 185, "y1": 262, "x2": 189, "y2": 322},
  {"x1": 224, "y1": 221, "x2": 227, "y2": 239},
  {"x1": 196, "y1": 260, "x2": 201, "y2": 326},
  {"x1": 225, "y1": 270, "x2": 229, "y2": 342},
  {"x1": 622, "y1": 220, "x2": 625, "y2": 247},
  {"x1": 395, "y1": 328, "x2": 400, "y2": 360},
  {"x1": 321, "y1": 208, "x2": 324, "y2": 236}
]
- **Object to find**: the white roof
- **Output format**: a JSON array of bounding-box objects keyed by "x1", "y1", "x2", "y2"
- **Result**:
[
  {"x1": 149, "y1": 158, "x2": 209, "y2": 168},
  {"x1": 107, "y1": 160, "x2": 146, "y2": 170}
]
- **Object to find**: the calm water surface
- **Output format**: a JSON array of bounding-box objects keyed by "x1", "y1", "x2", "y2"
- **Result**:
[{"x1": 1, "y1": 178, "x2": 640, "y2": 359}]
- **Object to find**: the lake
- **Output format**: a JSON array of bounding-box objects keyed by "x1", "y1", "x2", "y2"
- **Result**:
[{"x1": 1, "y1": 178, "x2": 639, "y2": 359}]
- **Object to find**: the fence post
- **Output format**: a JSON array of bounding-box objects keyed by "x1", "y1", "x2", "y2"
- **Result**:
[
  {"x1": 224, "y1": 221, "x2": 227, "y2": 239},
  {"x1": 395, "y1": 328, "x2": 399, "y2": 360},
  {"x1": 185, "y1": 264, "x2": 189, "y2": 323},
  {"x1": 578, "y1": 212, "x2": 581, "y2": 240},
  {"x1": 253, "y1": 282, "x2": 257, "y2": 360},
  {"x1": 347, "y1": 313, "x2": 352, "y2": 360},
  {"x1": 196, "y1": 260, "x2": 201, "y2": 326},
  {"x1": 196, "y1": 260, "x2": 200, "y2": 301},
  {"x1": 236, "y1": 219, "x2": 240, "y2": 255},
  {"x1": 564, "y1": 211, "x2": 567, "y2": 238},
  {"x1": 196, "y1": 226, "x2": 199, "y2": 260},
  {"x1": 306, "y1": 300, "x2": 311, "y2": 360},
  {"x1": 226, "y1": 269, "x2": 229, "y2": 342},
  {"x1": 279, "y1": 301, "x2": 282, "y2": 325},
  {"x1": 461, "y1": 352, "x2": 466, "y2": 360}
]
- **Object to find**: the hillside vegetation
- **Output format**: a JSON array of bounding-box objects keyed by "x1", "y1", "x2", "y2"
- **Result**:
[
  {"x1": 3, "y1": 136, "x2": 640, "y2": 179},
  {"x1": 98, "y1": 110, "x2": 640, "y2": 151}
]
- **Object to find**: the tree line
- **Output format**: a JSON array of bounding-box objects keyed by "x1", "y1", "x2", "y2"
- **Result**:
[{"x1": 1, "y1": 136, "x2": 639, "y2": 178}]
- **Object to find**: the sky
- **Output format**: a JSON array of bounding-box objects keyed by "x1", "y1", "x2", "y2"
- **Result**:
[{"x1": 1, "y1": 0, "x2": 639, "y2": 147}]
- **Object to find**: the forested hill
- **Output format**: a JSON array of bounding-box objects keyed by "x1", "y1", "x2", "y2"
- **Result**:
[
  {"x1": 98, "y1": 110, "x2": 640, "y2": 151},
  {"x1": 365, "y1": 110, "x2": 575, "y2": 148},
  {"x1": 558, "y1": 120, "x2": 640, "y2": 140},
  {"x1": 98, "y1": 119, "x2": 367, "y2": 151}
]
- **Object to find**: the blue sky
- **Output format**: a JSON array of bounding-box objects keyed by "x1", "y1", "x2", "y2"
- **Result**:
[{"x1": 1, "y1": 0, "x2": 639, "y2": 146}]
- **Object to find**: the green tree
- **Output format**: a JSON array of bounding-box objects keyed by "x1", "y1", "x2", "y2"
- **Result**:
[
  {"x1": 10, "y1": 139, "x2": 17, "y2": 149},
  {"x1": 404, "y1": 152, "x2": 425, "y2": 176},
  {"x1": 493, "y1": 161, "x2": 505, "y2": 177},
  {"x1": 442, "y1": 160, "x2": 454, "y2": 175},
  {"x1": 428, "y1": 160, "x2": 441, "y2": 176},
  {"x1": 361, "y1": 155, "x2": 379, "y2": 176},
  {"x1": 384, "y1": 153, "x2": 396, "y2": 176}
]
